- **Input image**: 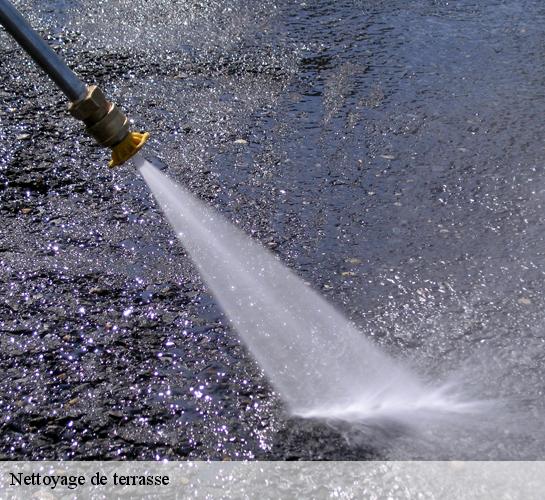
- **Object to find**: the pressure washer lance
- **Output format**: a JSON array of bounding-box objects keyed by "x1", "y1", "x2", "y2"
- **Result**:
[{"x1": 0, "y1": 0, "x2": 149, "y2": 167}]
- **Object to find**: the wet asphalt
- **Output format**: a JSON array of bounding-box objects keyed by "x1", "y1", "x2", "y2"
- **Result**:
[{"x1": 2, "y1": 0, "x2": 545, "y2": 459}]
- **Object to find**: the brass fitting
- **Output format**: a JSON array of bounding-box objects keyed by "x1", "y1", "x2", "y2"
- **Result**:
[
  {"x1": 69, "y1": 85, "x2": 129, "y2": 148},
  {"x1": 68, "y1": 85, "x2": 149, "y2": 167}
]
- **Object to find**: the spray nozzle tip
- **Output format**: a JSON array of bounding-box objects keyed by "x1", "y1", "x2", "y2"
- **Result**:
[{"x1": 109, "y1": 131, "x2": 150, "y2": 168}]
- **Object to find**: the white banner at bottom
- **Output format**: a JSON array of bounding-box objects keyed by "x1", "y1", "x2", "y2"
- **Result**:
[{"x1": 0, "y1": 461, "x2": 543, "y2": 499}]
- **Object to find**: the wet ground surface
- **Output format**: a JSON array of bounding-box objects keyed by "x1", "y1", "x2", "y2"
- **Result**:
[{"x1": 2, "y1": 0, "x2": 545, "y2": 459}]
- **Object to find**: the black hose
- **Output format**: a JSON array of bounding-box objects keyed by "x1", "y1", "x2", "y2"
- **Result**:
[{"x1": 0, "y1": 0, "x2": 86, "y2": 101}]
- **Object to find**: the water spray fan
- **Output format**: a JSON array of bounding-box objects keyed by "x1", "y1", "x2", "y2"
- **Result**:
[{"x1": 0, "y1": 0, "x2": 149, "y2": 167}]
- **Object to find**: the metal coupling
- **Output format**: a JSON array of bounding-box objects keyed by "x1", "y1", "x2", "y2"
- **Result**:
[{"x1": 68, "y1": 85, "x2": 129, "y2": 148}]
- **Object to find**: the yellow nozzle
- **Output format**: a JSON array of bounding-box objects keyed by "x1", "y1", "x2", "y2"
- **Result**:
[
  {"x1": 69, "y1": 86, "x2": 149, "y2": 167},
  {"x1": 109, "y1": 131, "x2": 150, "y2": 168}
]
